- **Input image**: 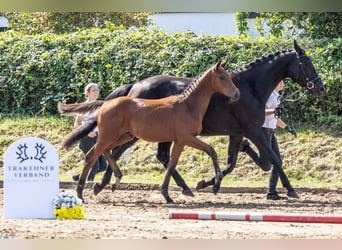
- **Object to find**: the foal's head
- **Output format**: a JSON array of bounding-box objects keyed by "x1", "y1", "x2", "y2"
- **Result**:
[{"x1": 210, "y1": 60, "x2": 240, "y2": 102}]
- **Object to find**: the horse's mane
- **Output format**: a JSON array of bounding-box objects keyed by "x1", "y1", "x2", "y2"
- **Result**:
[{"x1": 233, "y1": 50, "x2": 295, "y2": 74}]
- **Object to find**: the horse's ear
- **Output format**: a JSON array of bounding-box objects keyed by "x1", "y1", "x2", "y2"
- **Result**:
[
  {"x1": 215, "y1": 59, "x2": 222, "y2": 70},
  {"x1": 220, "y1": 60, "x2": 228, "y2": 69},
  {"x1": 294, "y1": 40, "x2": 305, "y2": 55}
]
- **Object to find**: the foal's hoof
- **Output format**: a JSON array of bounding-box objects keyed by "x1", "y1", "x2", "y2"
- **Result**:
[
  {"x1": 182, "y1": 188, "x2": 194, "y2": 197},
  {"x1": 93, "y1": 183, "x2": 101, "y2": 196},
  {"x1": 196, "y1": 179, "x2": 206, "y2": 191},
  {"x1": 76, "y1": 187, "x2": 83, "y2": 200},
  {"x1": 287, "y1": 190, "x2": 299, "y2": 198}
]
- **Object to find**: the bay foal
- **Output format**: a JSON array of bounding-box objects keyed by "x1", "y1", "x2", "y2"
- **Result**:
[{"x1": 58, "y1": 60, "x2": 239, "y2": 203}]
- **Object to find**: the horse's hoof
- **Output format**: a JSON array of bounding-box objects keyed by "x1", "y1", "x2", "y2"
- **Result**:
[
  {"x1": 212, "y1": 185, "x2": 220, "y2": 195},
  {"x1": 182, "y1": 188, "x2": 194, "y2": 197},
  {"x1": 266, "y1": 192, "x2": 288, "y2": 200},
  {"x1": 111, "y1": 184, "x2": 117, "y2": 192},
  {"x1": 287, "y1": 190, "x2": 299, "y2": 198},
  {"x1": 93, "y1": 183, "x2": 101, "y2": 195},
  {"x1": 196, "y1": 179, "x2": 205, "y2": 191},
  {"x1": 166, "y1": 197, "x2": 174, "y2": 204}
]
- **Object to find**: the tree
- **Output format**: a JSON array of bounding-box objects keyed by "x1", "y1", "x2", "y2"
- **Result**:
[
  {"x1": 4, "y1": 12, "x2": 153, "y2": 34},
  {"x1": 235, "y1": 12, "x2": 342, "y2": 39}
]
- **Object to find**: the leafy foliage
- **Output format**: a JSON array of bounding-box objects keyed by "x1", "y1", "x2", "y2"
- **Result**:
[
  {"x1": 4, "y1": 12, "x2": 153, "y2": 34},
  {"x1": 0, "y1": 27, "x2": 340, "y2": 124},
  {"x1": 235, "y1": 12, "x2": 342, "y2": 39}
]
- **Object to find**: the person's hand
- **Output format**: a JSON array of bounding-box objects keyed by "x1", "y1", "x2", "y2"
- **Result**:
[
  {"x1": 88, "y1": 131, "x2": 97, "y2": 138},
  {"x1": 285, "y1": 126, "x2": 297, "y2": 138}
]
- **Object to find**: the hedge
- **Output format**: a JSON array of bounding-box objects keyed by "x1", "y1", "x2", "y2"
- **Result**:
[{"x1": 0, "y1": 26, "x2": 341, "y2": 123}]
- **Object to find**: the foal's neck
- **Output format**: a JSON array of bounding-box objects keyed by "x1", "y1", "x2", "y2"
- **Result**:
[{"x1": 181, "y1": 72, "x2": 215, "y2": 118}]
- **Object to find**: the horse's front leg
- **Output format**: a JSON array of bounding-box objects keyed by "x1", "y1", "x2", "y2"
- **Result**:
[
  {"x1": 246, "y1": 126, "x2": 299, "y2": 199},
  {"x1": 196, "y1": 136, "x2": 242, "y2": 191},
  {"x1": 160, "y1": 143, "x2": 185, "y2": 203},
  {"x1": 157, "y1": 142, "x2": 194, "y2": 197}
]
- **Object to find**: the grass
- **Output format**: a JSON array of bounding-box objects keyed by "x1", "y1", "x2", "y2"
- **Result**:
[{"x1": 0, "y1": 115, "x2": 341, "y2": 189}]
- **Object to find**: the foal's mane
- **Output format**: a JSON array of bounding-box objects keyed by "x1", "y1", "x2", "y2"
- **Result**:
[
  {"x1": 233, "y1": 50, "x2": 295, "y2": 74},
  {"x1": 181, "y1": 65, "x2": 212, "y2": 99}
]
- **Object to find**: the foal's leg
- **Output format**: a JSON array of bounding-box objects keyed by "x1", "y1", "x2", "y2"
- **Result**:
[
  {"x1": 160, "y1": 142, "x2": 185, "y2": 203},
  {"x1": 101, "y1": 132, "x2": 135, "y2": 192},
  {"x1": 196, "y1": 136, "x2": 243, "y2": 191},
  {"x1": 94, "y1": 138, "x2": 139, "y2": 195},
  {"x1": 76, "y1": 143, "x2": 105, "y2": 202},
  {"x1": 102, "y1": 150, "x2": 122, "y2": 189},
  {"x1": 185, "y1": 136, "x2": 223, "y2": 194},
  {"x1": 157, "y1": 142, "x2": 194, "y2": 197}
]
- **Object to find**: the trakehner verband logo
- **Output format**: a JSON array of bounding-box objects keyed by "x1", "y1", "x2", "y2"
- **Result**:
[{"x1": 16, "y1": 143, "x2": 47, "y2": 163}]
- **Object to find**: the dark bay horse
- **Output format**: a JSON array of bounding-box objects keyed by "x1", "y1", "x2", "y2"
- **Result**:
[
  {"x1": 92, "y1": 40, "x2": 325, "y2": 200},
  {"x1": 58, "y1": 60, "x2": 240, "y2": 203}
]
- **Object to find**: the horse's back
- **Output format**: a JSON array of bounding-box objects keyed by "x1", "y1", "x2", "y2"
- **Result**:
[
  {"x1": 104, "y1": 83, "x2": 133, "y2": 101},
  {"x1": 129, "y1": 75, "x2": 192, "y2": 99}
]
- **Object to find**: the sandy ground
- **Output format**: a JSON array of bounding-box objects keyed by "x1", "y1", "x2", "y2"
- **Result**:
[{"x1": 1, "y1": 183, "x2": 342, "y2": 239}]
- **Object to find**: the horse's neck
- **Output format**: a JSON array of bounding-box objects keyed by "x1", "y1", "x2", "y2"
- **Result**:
[
  {"x1": 244, "y1": 52, "x2": 297, "y2": 105},
  {"x1": 182, "y1": 74, "x2": 214, "y2": 118}
]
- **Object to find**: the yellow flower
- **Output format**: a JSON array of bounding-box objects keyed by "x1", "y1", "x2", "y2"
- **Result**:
[{"x1": 54, "y1": 205, "x2": 84, "y2": 219}]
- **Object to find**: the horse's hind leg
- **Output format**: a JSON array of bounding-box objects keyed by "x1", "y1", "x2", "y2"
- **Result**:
[
  {"x1": 157, "y1": 142, "x2": 194, "y2": 197},
  {"x1": 102, "y1": 132, "x2": 136, "y2": 192},
  {"x1": 94, "y1": 138, "x2": 139, "y2": 195},
  {"x1": 103, "y1": 150, "x2": 122, "y2": 192},
  {"x1": 196, "y1": 135, "x2": 242, "y2": 191},
  {"x1": 77, "y1": 144, "x2": 105, "y2": 202}
]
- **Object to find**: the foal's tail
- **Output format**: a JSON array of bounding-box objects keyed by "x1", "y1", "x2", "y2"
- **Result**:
[{"x1": 58, "y1": 101, "x2": 104, "y2": 150}]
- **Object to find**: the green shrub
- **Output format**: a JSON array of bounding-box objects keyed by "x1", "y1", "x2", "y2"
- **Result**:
[{"x1": 0, "y1": 27, "x2": 340, "y2": 123}]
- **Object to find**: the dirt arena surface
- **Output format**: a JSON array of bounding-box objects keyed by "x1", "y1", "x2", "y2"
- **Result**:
[{"x1": 1, "y1": 183, "x2": 342, "y2": 239}]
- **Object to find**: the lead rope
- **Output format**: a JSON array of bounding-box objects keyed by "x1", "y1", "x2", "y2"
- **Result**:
[{"x1": 274, "y1": 88, "x2": 307, "y2": 119}]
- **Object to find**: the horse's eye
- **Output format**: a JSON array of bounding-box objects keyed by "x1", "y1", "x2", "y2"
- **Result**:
[{"x1": 219, "y1": 75, "x2": 226, "y2": 81}]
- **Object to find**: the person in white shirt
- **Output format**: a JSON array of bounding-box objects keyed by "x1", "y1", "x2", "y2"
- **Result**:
[
  {"x1": 240, "y1": 80, "x2": 297, "y2": 200},
  {"x1": 72, "y1": 83, "x2": 107, "y2": 182}
]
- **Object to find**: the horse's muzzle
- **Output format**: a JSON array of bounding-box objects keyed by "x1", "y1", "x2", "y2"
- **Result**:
[
  {"x1": 308, "y1": 83, "x2": 325, "y2": 97},
  {"x1": 230, "y1": 90, "x2": 240, "y2": 102}
]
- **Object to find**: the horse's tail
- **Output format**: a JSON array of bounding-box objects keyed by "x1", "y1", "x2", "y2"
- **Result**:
[
  {"x1": 57, "y1": 100, "x2": 104, "y2": 116},
  {"x1": 104, "y1": 83, "x2": 133, "y2": 101},
  {"x1": 61, "y1": 117, "x2": 97, "y2": 150}
]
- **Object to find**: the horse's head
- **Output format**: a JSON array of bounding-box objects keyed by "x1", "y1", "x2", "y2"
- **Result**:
[
  {"x1": 212, "y1": 60, "x2": 240, "y2": 102},
  {"x1": 292, "y1": 40, "x2": 325, "y2": 96}
]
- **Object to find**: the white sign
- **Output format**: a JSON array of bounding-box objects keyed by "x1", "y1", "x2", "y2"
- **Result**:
[{"x1": 4, "y1": 137, "x2": 59, "y2": 219}]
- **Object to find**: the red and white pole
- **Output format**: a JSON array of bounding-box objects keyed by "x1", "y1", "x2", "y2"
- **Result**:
[{"x1": 169, "y1": 211, "x2": 342, "y2": 224}]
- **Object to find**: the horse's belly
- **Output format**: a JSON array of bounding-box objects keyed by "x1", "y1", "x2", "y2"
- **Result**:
[
  {"x1": 130, "y1": 119, "x2": 175, "y2": 143},
  {"x1": 133, "y1": 128, "x2": 174, "y2": 143}
]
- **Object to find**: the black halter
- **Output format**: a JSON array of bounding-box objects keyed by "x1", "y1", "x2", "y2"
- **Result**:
[
  {"x1": 274, "y1": 53, "x2": 320, "y2": 119},
  {"x1": 297, "y1": 53, "x2": 321, "y2": 91}
]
